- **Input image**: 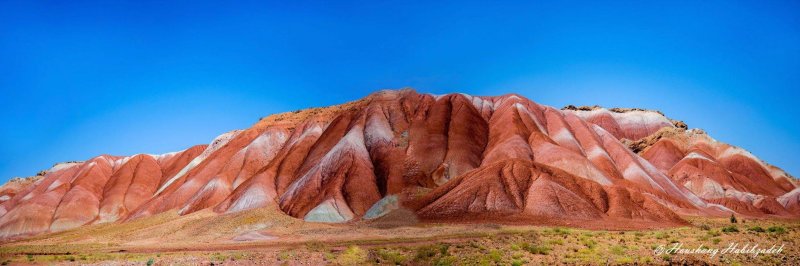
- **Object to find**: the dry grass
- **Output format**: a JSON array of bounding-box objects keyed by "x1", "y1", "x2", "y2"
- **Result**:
[{"x1": 1, "y1": 216, "x2": 798, "y2": 265}]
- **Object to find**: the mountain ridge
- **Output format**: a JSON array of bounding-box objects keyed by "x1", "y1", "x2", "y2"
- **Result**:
[{"x1": 1, "y1": 89, "x2": 797, "y2": 240}]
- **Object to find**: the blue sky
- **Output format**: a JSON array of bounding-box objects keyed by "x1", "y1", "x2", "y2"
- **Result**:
[{"x1": 1, "y1": 1, "x2": 798, "y2": 183}]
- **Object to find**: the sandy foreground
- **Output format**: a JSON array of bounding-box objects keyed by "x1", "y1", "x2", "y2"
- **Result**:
[{"x1": 0, "y1": 208, "x2": 798, "y2": 265}]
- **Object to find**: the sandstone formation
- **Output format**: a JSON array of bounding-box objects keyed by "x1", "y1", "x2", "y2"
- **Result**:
[{"x1": 0, "y1": 89, "x2": 796, "y2": 240}]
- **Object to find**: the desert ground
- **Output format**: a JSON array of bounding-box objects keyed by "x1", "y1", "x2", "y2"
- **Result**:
[{"x1": 0, "y1": 207, "x2": 797, "y2": 265}]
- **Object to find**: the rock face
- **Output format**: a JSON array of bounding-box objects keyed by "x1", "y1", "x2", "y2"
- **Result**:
[{"x1": 0, "y1": 89, "x2": 797, "y2": 240}]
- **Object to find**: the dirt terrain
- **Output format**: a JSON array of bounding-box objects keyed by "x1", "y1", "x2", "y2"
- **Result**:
[{"x1": 0, "y1": 213, "x2": 797, "y2": 265}]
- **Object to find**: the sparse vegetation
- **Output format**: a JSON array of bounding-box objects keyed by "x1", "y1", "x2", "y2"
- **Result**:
[
  {"x1": 616, "y1": 256, "x2": 634, "y2": 264},
  {"x1": 722, "y1": 225, "x2": 739, "y2": 233},
  {"x1": 277, "y1": 250, "x2": 293, "y2": 261},
  {"x1": 552, "y1": 227, "x2": 572, "y2": 235},
  {"x1": 336, "y1": 246, "x2": 368, "y2": 266},
  {"x1": 580, "y1": 237, "x2": 598, "y2": 249},
  {"x1": 414, "y1": 245, "x2": 438, "y2": 260},
  {"x1": 375, "y1": 248, "x2": 407, "y2": 265},
  {"x1": 487, "y1": 249, "x2": 503, "y2": 263},
  {"x1": 0, "y1": 217, "x2": 796, "y2": 265},
  {"x1": 610, "y1": 245, "x2": 625, "y2": 255},
  {"x1": 767, "y1": 226, "x2": 786, "y2": 234},
  {"x1": 305, "y1": 241, "x2": 326, "y2": 251},
  {"x1": 520, "y1": 243, "x2": 550, "y2": 255}
]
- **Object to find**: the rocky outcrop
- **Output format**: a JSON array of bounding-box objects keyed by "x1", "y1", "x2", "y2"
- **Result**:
[{"x1": 562, "y1": 105, "x2": 677, "y2": 141}]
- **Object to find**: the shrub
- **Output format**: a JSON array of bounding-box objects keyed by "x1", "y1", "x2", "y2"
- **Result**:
[
  {"x1": 376, "y1": 249, "x2": 407, "y2": 265},
  {"x1": 699, "y1": 224, "x2": 711, "y2": 230},
  {"x1": 336, "y1": 246, "x2": 368, "y2": 266},
  {"x1": 488, "y1": 249, "x2": 503, "y2": 263},
  {"x1": 722, "y1": 226, "x2": 739, "y2": 233},
  {"x1": 581, "y1": 238, "x2": 598, "y2": 249},
  {"x1": 748, "y1": 226, "x2": 765, "y2": 233},
  {"x1": 305, "y1": 241, "x2": 326, "y2": 251},
  {"x1": 611, "y1": 245, "x2": 625, "y2": 256},
  {"x1": 277, "y1": 251, "x2": 292, "y2": 261},
  {"x1": 616, "y1": 256, "x2": 634, "y2": 264},
  {"x1": 553, "y1": 227, "x2": 572, "y2": 235},
  {"x1": 438, "y1": 243, "x2": 450, "y2": 256},
  {"x1": 520, "y1": 243, "x2": 550, "y2": 255},
  {"x1": 146, "y1": 258, "x2": 155, "y2": 266},
  {"x1": 767, "y1": 226, "x2": 786, "y2": 234},
  {"x1": 433, "y1": 256, "x2": 455, "y2": 266},
  {"x1": 414, "y1": 245, "x2": 438, "y2": 261},
  {"x1": 730, "y1": 213, "x2": 737, "y2": 223}
]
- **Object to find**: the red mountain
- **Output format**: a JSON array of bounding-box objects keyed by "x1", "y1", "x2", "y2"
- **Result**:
[{"x1": 1, "y1": 89, "x2": 797, "y2": 240}]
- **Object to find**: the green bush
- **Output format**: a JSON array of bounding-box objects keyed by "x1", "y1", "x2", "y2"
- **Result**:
[
  {"x1": 616, "y1": 256, "x2": 634, "y2": 264},
  {"x1": 488, "y1": 249, "x2": 503, "y2": 263},
  {"x1": 552, "y1": 227, "x2": 572, "y2": 235},
  {"x1": 721, "y1": 226, "x2": 739, "y2": 233},
  {"x1": 433, "y1": 255, "x2": 455, "y2": 266},
  {"x1": 146, "y1": 258, "x2": 155, "y2": 266},
  {"x1": 581, "y1": 237, "x2": 598, "y2": 248},
  {"x1": 438, "y1": 243, "x2": 450, "y2": 256},
  {"x1": 414, "y1": 245, "x2": 438, "y2": 261},
  {"x1": 610, "y1": 245, "x2": 625, "y2": 255},
  {"x1": 767, "y1": 226, "x2": 786, "y2": 234},
  {"x1": 520, "y1": 243, "x2": 550, "y2": 255},
  {"x1": 748, "y1": 226, "x2": 765, "y2": 233},
  {"x1": 336, "y1": 246, "x2": 368, "y2": 266},
  {"x1": 376, "y1": 249, "x2": 407, "y2": 265}
]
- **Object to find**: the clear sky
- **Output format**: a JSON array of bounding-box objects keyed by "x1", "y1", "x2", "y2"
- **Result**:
[{"x1": 1, "y1": 1, "x2": 798, "y2": 183}]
